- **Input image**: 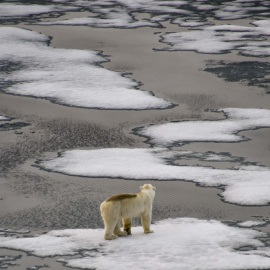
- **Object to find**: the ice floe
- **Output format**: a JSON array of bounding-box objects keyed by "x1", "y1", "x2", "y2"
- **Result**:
[
  {"x1": 137, "y1": 108, "x2": 270, "y2": 146},
  {"x1": 238, "y1": 221, "x2": 266, "y2": 227},
  {"x1": 137, "y1": 108, "x2": 270, "y2": 145},
  {"x1": 0, "y1": 116, "x2": 10, "y2": 122},
  {"x1": 1, "y1": 0, "x2": 270, "y2": 29},
  {"x1": 0, "y1": 27, "x2": 171, "y2": 110},
  {"x1": 38, "y1": 146, "x2": 270, "y2": 205},
  {"x1": 160, "y1": 20, "x2": 270, "y2": 56},
  {"x1": 0, "y1": 3, "x2": 77, "y2": 19},
  {"x1": 214, "y1": 1, "x2": 270, "y2": 20},
  {"x1": 0, "y1": 116, "x2": 11, "y2": 127},
  {"x1": 35, "y1": 0, "x2": 270, "y2": 29},
  {"x1": 37, "y1": 108, "x2": 270, "y2": 205},
  {"x1": 0, "y1": 218, "x2": 270, "y2": 269},
  {"x1": 39, "y1": 7, "x2": 159, "y2": 28}
]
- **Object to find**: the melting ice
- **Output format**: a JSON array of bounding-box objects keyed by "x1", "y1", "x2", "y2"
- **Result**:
[
  {"x1": 0, "y1": 27, "x2": 171, "y2": 110},
  {"x1": 137, "y1": 108, "x2": 270, "y2": 146},
  {"x1": 38, "y1": 108, "x2": 270, "y2": 206},
  {"x1": 160, "y1": 20, "x2": 270, "y2": 56}
]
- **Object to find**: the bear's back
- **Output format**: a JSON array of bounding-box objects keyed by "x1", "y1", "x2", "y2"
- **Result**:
[{"x1": 105, "y1": 193, "x2": 137, "y2": 202}]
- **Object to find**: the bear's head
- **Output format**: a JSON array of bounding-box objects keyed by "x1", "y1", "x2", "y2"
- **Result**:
[{"x1": 139, "y1": 184, "x2": 156, "y2": 192}]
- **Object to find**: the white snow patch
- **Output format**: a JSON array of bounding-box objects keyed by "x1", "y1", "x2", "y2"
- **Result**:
[
  {"x1": 201, "y1": 153, "x2": 234, "y2": 161},
  {"x1": 0, "y1": 116, "x2": 10, "y2": 126},
  {"x1": 37, "y1": 0, "x2": 190, "y2": 28},
  {"x1": 38, "y1": 146, "x2": 270, "y2": 205},
  {"x1": 161, "y1": 20, "x2": 270, "y2": 56},
  {"x1": 173, "y1": 18, "x2": 214, "y2": 27},
  {"x1": 138, "y1": 108, "x2": 270, "y2": 145},
  {"x1": 0, "y1": 27, "x2": 170, "y2": 110},
  {"x1": 35, "y1": 0, "x2": 270, "y2": 29},
  {"x1": 239, "y1": 42, "x2": 270, "y2": 57},
  {"x1": 39, "y1": 8, "x2": 158, "y2": 28},
  {"x1": 0, "y1": 116, "x2": 10, "y2": 121},
  {"x1": 0, "y1": 218, "x2": 270, "y2": 270},
  {"x1": 2, "y1": 0, "x2": 270, "y2": 29},
  {"x1": 238, "y1": 221, "x2": 266, "y2": 227},
  {"x1": 0, "y1": 3, "x2": 77, "y2": 18},
  {"x1": 214, "y1": 2, "x2": 269, "y2": 20}
]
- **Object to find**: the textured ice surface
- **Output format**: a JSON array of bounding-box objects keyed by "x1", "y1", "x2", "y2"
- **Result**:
[
  {"x1": 0, "y1": 0, "x2": 263, "y2": 29},
  {"x1": 0, "y1": 3, "x2": 77, "y2": 18},
  {"x1": 161, "y1": 20, "x2": 270, "y2": 56},
  {"x1": 1, "y1": 0, "x2": 270, "y2": 30},
  {"x1": 138, "y1": 108, "x2": 270, "y2": 146},
  {"x1": 0, "y1": 27, "x2": 170, "y2": 110},
  {"x1": 38, "y1": 147, "x2": 270, "y2": 205},
  {"x1": 204, "y1": 61, "x2": 270, "y2": 93},
  {"x1": 39, "y1": 7, "x2": 159, "y2": 28},
  {"x1": 0, "y1": 218, "x2": 270, "y2": 270}
]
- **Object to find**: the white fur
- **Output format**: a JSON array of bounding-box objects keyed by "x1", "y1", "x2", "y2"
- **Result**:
[{"x1": 100, "y1": 184, "x2": 156, "y2": 240}]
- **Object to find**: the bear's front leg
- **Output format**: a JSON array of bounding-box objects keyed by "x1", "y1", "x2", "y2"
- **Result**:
[
  {"x1": 141, "y1": 213, "x2": 154, "y2": 234},
  {"x1": 123, "y1": 218, "x2": 132, "y2": 235}
]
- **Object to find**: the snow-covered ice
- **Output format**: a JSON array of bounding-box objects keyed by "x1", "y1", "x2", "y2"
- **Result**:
[
  {"x1": 137, "y1": 108, "x2": 270, "y2": 146},
  {"x1": 238, "y1": 221, "x2": 266, "y2": 227},
  {"x1": 0, "y1": 3, "x2": 77, "y2": 18},
  {"x1": 37, "y1": 108, "x2": 270, "y2": 206},
  {"x1": 38, "y1": 146, "x2": 270, "y2": 205},
  {"x1": 32, "y1": 0, "x2": 270, "y2": 30},
  {"x1": 1, "y1": 0, "x2": 270, "y2": 31},
  {"x1": 39, "y1": 7, "x2": 159, "y2": 28},
  {"x1": 0, "y1": 27, "x2": 171, "y2": 110},
  {"x1": 160, "y1": 20, "x2": 270, "y2": 56},
  {"x1": 0, "y1": 116, "x2": 10, "y2": 121},
  {"x1": 0, "y1": 218, "x2": 270, "y2": 270},
  {"x1": 38, "y1": 0, "x2": 191, "y2": 28}
]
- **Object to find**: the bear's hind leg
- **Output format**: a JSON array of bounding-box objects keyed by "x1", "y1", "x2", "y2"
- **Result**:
[
  {"x1": 103, "y1": 217, "x2": 119, "y2": 240},
  {"x1": 113, "y1": 220, "x2": 127, "y2": 236},
  {"x1": 123, "y1": 218, "x2": 132, "y2": 235}
]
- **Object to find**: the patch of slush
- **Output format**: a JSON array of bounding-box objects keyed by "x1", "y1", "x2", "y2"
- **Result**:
[
  {"x1": 137, "y1": 108, "x2": 270, "y2": 146},
  {"x1": 204, "y1": 61, "x2": 270, "y2": 93},
  {"x1": 160, "y1": 20, "x2": 270, "y2": 56},
  {"x1": 0, "y1": 27, "x2": 171, "y2": 110},
  {"x1": 0, "y1": 254, "x2": 21, "y2": 269},
  {"x1": 38, "y1": 147, "x2": 270, "y2": 205},
  {"x1": 0, "y1": 218, "x2": 270, "y2": 270}
]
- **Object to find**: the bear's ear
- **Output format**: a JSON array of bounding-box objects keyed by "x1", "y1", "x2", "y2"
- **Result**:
[
  {"x1": 152, "y1": 186, "x2": 156, "y2": 191},
  {"x1": 139, "y1": 186, "x2": 143, "y2": 190}
]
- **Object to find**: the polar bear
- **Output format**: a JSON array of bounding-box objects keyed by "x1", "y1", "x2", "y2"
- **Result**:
[{"x1": 100, "y1": 184, "x2": 156, "y2": 240}]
